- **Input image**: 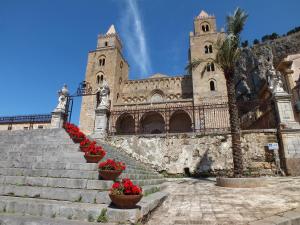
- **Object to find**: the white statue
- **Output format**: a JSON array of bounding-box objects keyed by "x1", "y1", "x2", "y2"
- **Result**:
[
  {"x1": 96, "y1": 80, "x2": 110, "y2": 108},
  {"x1": 54, "y1": 84, "x2": 69, "y2": 112},
  {"x1": 267, "y1": 66, "x2": 285, "y2": 94}
]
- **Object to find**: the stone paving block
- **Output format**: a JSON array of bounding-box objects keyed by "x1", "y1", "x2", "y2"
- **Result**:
[
  {"x1": 282, "y1": 211, "x2": 300, "y2": 224},
  {"x1": 106, "y1": 207, "x2": 140, "y2": 223},
  {"x1": 263, "y1": 215, "x2": 291, "y2": 225}
]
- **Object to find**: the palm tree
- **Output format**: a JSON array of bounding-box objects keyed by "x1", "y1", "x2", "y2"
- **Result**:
[{"x1": 187, "y1": 8, "x2": 248, "y2": 177}]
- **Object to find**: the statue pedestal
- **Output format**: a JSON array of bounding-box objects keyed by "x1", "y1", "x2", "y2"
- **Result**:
[
  {"x1": 51, "y1": 110, "x2": 66, "y2": 128},
  {"x1": 273, "y1": 92, "x2": 300, "y2": 129},
  {"x1": 273, "y1": 91, "x2": 300, "y2": 176},
  {"x1": 92, "y1": 106, "x2": 109, "y2": 139}
]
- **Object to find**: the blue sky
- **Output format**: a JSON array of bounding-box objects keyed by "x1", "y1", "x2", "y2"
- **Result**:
[{"x1": 0, "y1": 0, "x2": 300, "y2": 124}]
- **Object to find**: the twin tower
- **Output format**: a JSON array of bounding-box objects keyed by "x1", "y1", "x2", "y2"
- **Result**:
[{"x1": 79, "y1": 10, "x2": 228, "y2": 135}]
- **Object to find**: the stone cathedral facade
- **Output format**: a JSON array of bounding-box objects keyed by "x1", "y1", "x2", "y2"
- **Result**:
[{"x1": 79, "y1": 10, "x2": 229, "y2": 135}]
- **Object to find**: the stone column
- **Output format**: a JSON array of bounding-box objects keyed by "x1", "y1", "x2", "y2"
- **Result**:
[
  {"x1": 50, "y1": 85, "x2": 69, "y2": 128},
  {"x1": 92, "y1": 80, "x2": 110, "y2": 139},
  {"x1": 273, "y1": 92, "x2": 300, "y2": 129},
  {"x1": 93, "y1": 105, "x2": 109, "y2": 139},
  {"x1": 51, "y1": 111, "x2": 66, "y2": 128},
  {"x1": 271, "y1": 83, "x2": 300, "y2": 175}
]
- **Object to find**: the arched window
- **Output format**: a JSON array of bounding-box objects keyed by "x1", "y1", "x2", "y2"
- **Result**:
[
  {"x1": 209, "y1": 45, "x2": 213, "y2": 53},
  {"x1": 105, "y1": 41, "x2": 108, "y2": 47},
  {"x1": 97, "y1": 76, "x2": 100, "y2": 84},
  {"x1": 211, "y1": 63, "x2": 215, "y2": 71},
  {"x1": 206, "y1": 63, "x2": 215, "y2": 72},
  {"x1": 204, "y1": 46, "x2": 209, "y2": 54},
  {"x1": 202, "y1": 24, "x2": 210, "y2": 32},
  {"x1": 100, "y1": 75, "x2": 104, "y2": 82},
  {"x1": 99, "y1": 56, "x2": 106, "y2": 66},
  {"x1": 207, "y1": 63, "x2": 211, "y2": 72},
  {"x1": 210, "y1": 80, "x2": 216, "y2": 91},
  {"x1": 206, "y1": 25, "x2": 209, "y2": 32}
]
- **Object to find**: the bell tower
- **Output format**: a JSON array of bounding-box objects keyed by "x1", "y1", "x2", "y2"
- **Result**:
[
  {"x1": 79, "y1": 25, "x2": 129, "y2": 134},
  {"x1": 189, "y1": 10, "x2": 227, "y2": 104}
]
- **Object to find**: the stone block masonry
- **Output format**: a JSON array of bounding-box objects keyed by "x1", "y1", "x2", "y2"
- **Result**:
[{"x1": 107, "y1": 130, "x2": 279, "y2": 175}]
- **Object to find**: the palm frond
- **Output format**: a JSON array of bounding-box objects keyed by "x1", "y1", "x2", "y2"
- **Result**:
[
  {"x1": 185, "y1": 58, "x2": 216, "y2": 77},
  {"x1": 226, "y1": 8, "x2": 248, "y2": 37}
]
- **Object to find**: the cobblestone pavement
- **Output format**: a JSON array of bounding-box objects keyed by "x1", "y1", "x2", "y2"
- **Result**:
[{"x1": 145, "y1": 177, "x2": 300, "y2": 225}]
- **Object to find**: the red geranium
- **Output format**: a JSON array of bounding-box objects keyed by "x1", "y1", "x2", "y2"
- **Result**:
[
  {"x1": 85, "y1": 143, "x2": 106, "y2": 157},
  {"x1": 99, "y1": 159, "x2": 126, "y2": 171},
  {"x1": 110, "y1": 178, "x2": 142, "y2": 195},
  {"x1": 80, "y1": 138, "x2": 96, "y2": 151},
  {"x1": 64, "y1": 122, "x2": 79, "y2": 133},
  {"x1": 63, "y1": 122, "x2": 86, "y2": 141}
]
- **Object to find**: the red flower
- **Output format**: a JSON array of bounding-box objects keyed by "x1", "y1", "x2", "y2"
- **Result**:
[
  {"x1": 85, "y1": 144, "x2": 106, "y2": 157},
  {"x1": 110, "y1": 178, "x2": 142, "y2": 195},
  {"x1": 112, "y1": 182, "x2": 120, "y2": 189},
  {"x1": 98, "y1": 159, "x2": 126, "y2": 171}
]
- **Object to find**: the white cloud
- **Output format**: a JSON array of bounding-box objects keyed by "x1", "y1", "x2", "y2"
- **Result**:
[{"x1": 120, "y1": 0, "x2": 151, "y2": 77}]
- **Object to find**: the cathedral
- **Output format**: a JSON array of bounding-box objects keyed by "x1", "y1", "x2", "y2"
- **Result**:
[{"x1": 79, "y1": 10, "x2": 229, "y2": 135}]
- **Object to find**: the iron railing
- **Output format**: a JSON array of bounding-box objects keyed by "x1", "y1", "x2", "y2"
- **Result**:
[{"x1": 0, "y1": 114, "x2": 52, "y2": 124}]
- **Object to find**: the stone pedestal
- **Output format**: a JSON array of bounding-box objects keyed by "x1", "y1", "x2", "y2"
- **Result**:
[
  {"x1": 279, "y1": 129, "x2": 300, "y2": 176},
  {"x1": 273, "y1": 92, "x2": 300, "y2": 129},
  {"x1": 273, "y1": 92, "x2": 300, "y2": 175},
  {"x1": 92, "y1": 106, "x2": 109, "y2": 139},
  {"x1": 50, "y1": 111, "x2": 66, "y2": 128}
]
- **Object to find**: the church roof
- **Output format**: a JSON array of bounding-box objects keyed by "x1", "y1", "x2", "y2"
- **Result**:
[
  {"x1": 106, "y1": 24, "x2": 116, "y2": 35},
  {"x1": 197, "y1": 10, "x2": 214, "y2": 19},
  {"x1": 149, "y1": 73, "x2": 169, "y2": 79}
]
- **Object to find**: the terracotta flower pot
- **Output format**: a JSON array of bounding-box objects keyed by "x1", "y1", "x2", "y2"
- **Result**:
[
  {"x1": 80, "y1": 145, "x2": 90, "y2": 152},
  {"x1": 99, "y1": 170, "x2": 122, "y2": 180},
  {"x1": 72, "y1": 137, "x2": 84, "y2": 143},
  {"x1": 109, "y1": 194, "x2": 143, "y2": 209},
  {"x1": 84, "y1": 154, "x2": 104, "y2": 163}
]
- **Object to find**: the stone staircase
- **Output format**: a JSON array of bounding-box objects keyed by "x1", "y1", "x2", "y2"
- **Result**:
[{"x1": 0, "y1": 128, "x2": 167, "y2": 224}]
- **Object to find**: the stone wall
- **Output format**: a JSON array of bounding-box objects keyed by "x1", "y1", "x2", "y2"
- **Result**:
[
  {"x1": 0, "y1": 122, "x2": 51, "y2": 131},
  {"x1": 107, "y1": 130, "x2": 278, "y2": 175}
]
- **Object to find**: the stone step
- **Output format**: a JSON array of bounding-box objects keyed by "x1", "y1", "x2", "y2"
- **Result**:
[
  {"x1": 0, "y1": 196, "x2": 107, "y2": 222},
  {"x1": 0, "y1": 152, "x2": 150, "y2": 170},
  {"x1": 0, "y1": 161, "x2": 159, "y2": 175},
  {"x1": 0, "y1": 191, "x2": 168, "y2": 224},
  {"x1": 0, "y1": 151, "x2": 84, "y2": 158},
  {"x1": 0, "y1": 135, "x2": 74, "y2": 144},
  {"x1": 0, "y1": 214, "x2": 115, "y2": 225},
  {"x1": 0, "y1": 168, "x2": 163, "y2": 180},
  {"x1": 0, "y1": 184, "x2": 110, "y2": 204},
  {"x1": 0, "y1": 175, "x2": 165, "y2": 189},
  {"x1": 0, "y1": 183, "x2": 165, "y2": 205},
  {"x1": 0, "y1": 155, "x2": 86, "y2": 163},
  {"x1": 0, "y1": 143, "x2": 80, "y2": 152}
]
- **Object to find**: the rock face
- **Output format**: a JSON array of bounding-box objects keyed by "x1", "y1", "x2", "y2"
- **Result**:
[
  {"x1": 235, "y1": 31, "x2": 300, "y2": 100},
  {"x1": 107, "y1": 130, "x2": 278, "y2": 176}
]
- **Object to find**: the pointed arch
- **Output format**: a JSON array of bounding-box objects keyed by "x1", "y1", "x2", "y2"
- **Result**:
[
  {"x1": 140, "y1": 111, "x2": 165, "y2": 134},
  {"x1": 115, "y1": 113, "x2": 135, "y2": 135},
  {"x1": 169, "y1": 110, "x2": 192, "y2": 133}
]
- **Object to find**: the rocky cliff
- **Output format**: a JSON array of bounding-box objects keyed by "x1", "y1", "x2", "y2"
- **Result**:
[{"x1": 235, "y1": 31, "x2": 300, "y2": 100}]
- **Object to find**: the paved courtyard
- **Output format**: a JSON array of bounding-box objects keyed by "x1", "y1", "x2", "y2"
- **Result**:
[{"x1": 145, "y1": 177, "x2": 300, "y2": 225}]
